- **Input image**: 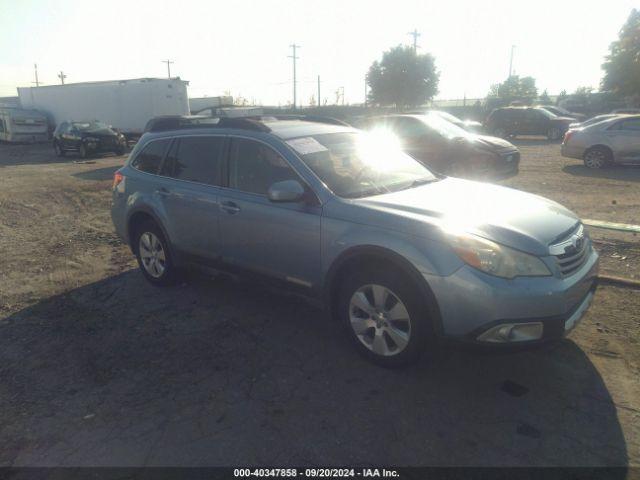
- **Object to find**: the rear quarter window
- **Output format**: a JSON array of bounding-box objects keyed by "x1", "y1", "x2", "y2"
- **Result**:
[{"x1": 131, "y1": 139, "x2": 171, "y2": 174}]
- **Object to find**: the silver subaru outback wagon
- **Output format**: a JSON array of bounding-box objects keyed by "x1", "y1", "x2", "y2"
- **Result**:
[{"x1": 111, "y1": 116, "x2": 599, "y2": 366}]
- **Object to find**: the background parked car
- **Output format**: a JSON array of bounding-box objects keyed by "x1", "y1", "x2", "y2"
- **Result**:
[
  {"x1": 53, "y1": 120, "x2": 127, "y2": 158},
  {"x1": 538, "y1": 105, "x2": 586, "y2": 122},
  {"x1": 568, "y1": 114, "x2": 624, "y2": 130},
  {"x1": 485, "y1": 107, "x2": 574, "y2": 140},
  {"x1": 361, "y1": 113, "x2": 519, "y2": 180},
  {"x1": 561, "y1": 114, "x2": 640, "y2": 168}
]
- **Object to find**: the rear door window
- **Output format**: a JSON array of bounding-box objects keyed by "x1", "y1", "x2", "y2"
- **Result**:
[
  {"x1": 162, "y1": 136, "x2": 224, "y2": 185},
  {"x1": 620, "y1": 119, "x2": 640, "y2": 131},
  {"x1": 131, "y1": 139, "x2": 170, "y2": 174}
]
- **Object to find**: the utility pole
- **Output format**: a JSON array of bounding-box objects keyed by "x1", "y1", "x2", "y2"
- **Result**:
[
  {"x1": 288, "y1": 44, "x2": 300, "y2": 110},
  {"x1": 33, "y1": 64, "x2": 39, "y2": 87},
  {"x1": 162, "y1": 59, "x2": 174, "y2": 79},
  {"x1": 364, "y1": 75, "x2": 367, "y2": 108},
  {"x1": 408, "y1": 29, "x2": 421, "y2": 53},
  {"x1": 58, "y1": 71, "x2": 66, "y2": 85},
  {"x1": 508, "y1": 45, "x2": 516, "y2": 78},
  {"x1": 317, "y1": 75, "x2": 321, "y2": 107}
]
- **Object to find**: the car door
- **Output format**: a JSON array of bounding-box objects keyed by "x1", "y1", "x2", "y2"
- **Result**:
[
  {"x1": 606, "y1": 118, "x2": 640, "y2": 163},
  {"x1": 156, "y1": 135, "x2": 225, "y2": 260},
  {"x1": 59, "y1": 123, "x2": 74, "y2": 150},
  {"x1": 521, "y1": 109, "x2": 544, "y2": 135},
  {"x1": 218, "y1": 136, "x2": 322, "y2": 288}
]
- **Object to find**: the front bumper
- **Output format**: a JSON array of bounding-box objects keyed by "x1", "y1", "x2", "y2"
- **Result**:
[{"x1": 423, "y1": 247, "x2": 599, "y2": 343}]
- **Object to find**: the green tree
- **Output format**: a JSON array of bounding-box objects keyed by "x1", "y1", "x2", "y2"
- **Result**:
[
  {"x1": 538, "y1": 89, "x2": 551, "y2": 104},
  {"x1": 488, "y1": 75, "x2": 538, "y2": 100},
  {"x1": 556, "y1": 89, "x2": 568, "y2": 105},
  {"x1": 602, "y1": 9, "x2": 640, "y2": 96},
  {"x1": 367, "y1": 45, "x2": 439, "y2": 109}
]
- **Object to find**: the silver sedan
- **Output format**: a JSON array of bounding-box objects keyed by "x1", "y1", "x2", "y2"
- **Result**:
[{"x1": 561, "y1": 115, "x2": 640, "y2": 168}]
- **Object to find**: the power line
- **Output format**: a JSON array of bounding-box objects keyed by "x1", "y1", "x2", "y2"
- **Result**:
[
  {"x1": 288, "y1": 44, "x2": 300, "y2": 109},
  {"x1": 408, "y1": 29, "x2": 421, "y2": 53},
  {"x1": 162, "y1": 59, "x2": 174, "y2": 79}
]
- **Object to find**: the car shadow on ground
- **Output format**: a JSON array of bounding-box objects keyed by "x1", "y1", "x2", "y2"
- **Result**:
[
  {"x1": 0, "y1": 143, "x2": 126, "y2": 168},
  {"x1": 563, "y1": 164, "x2": 640, "y2": 183},
  {"x1": 0, "y1": 270, "x2": 629, "y2": 468},
  {"x1": 510, "y1": 137, "x2": 560, "y2": 146},
  {"x1": 72, "y1": 165, "x2": 120, "y2": 181}
]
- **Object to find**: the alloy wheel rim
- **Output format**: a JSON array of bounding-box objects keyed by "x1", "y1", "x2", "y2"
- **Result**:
[
  {"x1": 349, "y1": 284, "x2": 412, "y2": 356},
  {"x1": 139, "y1": 232, "x2": 166, "y2": 278},
  {"x1": 585, "y1": 151, "x2": 604, "y2": 168}
]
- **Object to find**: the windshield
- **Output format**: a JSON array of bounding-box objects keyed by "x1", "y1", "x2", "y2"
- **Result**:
[
  {"x1": 537, "y1": 108, "x2": 556, "y2": 119},
  {"x1": 287, "y1": 132, "x2": 438, "y2": 198},
  {"x1": 73, "y1": 121, "x2": 109, "y2": 131},
  {"x1": 432, "y1": 111, "x2": 461, "y2": 123},
  {"x1": 419, "y1": 114, "x2": 469, "y2": 139}
]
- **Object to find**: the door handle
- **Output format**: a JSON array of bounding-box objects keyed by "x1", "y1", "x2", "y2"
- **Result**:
[{"x1": 220, "y1": 200, "x2": 240, "y2": 214}]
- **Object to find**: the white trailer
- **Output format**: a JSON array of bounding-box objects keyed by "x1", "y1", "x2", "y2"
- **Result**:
[
  {"x1": 189, "y1": 96, "x2": 233, "y2": 114},
  {"x1": 18, "y1": 78, "x2": 189, "y2": 136},
  {"x1": 0, "y1": 108, "x2": 48, "y2": 143}
]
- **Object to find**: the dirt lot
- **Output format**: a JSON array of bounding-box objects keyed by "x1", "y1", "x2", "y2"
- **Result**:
[{"x1": 0, "y1": 141, "x2": 638, "y2": 467}]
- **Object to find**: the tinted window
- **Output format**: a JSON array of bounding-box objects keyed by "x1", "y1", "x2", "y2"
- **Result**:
[
  {"x1": 163, "y1": 136, "x2": 223, "y2": 184},
  {"x1": 228, "y1": 139, "x2": 298, "y2": 195},
  {"x1": 132, "y1": 139, "x2": 170, "y2": 174}
]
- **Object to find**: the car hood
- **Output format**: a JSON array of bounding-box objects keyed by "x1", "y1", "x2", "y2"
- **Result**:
[
  {"x1": 468, "y1": 134, "x2": 516, "y2": 151},
  {"x1": 348, "y1": 178, "x2": 579, "y2": 255}
]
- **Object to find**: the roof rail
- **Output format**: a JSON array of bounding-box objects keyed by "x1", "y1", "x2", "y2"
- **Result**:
[
  {"x1": 262, "y1": 114, "x2": 351, "y2": 127},
  {"x1": 146, "y1": 115, "x2": 271, "y2": 133}
]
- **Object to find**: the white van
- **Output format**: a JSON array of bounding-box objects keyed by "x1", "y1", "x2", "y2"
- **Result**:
[{"x1": 0, "y1": 108, "x2": 49, "y2": 143}]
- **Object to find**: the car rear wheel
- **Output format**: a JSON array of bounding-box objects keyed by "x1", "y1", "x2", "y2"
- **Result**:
[
  {"x1": 338, "y1": 265, "x2": 434, "y2": 367},
  {"x1": 547, "y1": 127, "x2": 562, "y2": 141},
  {"x1": 134, "y1": 220, "x2": 178, "y2": 286},
  {"x1": 583, "y1": 147, "x2": 611, "y2": 169},
  {"x1": 54, "y1": 142, "x2": 64, "y2": 157}
]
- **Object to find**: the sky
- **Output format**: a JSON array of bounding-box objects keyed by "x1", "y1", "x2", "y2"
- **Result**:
[{"x1": 0, "y1": 0, "x2": 636, "y2": 105}]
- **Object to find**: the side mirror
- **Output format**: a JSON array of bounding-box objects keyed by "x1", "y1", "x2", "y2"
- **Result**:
[{"x1": 267, "y1": 180, "x2": 305, "y2": 203}]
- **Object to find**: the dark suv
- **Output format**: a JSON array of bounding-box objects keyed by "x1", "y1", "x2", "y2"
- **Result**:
[
  {"x1": 485, "y1": 107, "x2": 574, "y2": 140},
  {"x1": 53, "y1": 120, "x2": 127, "y2": 158}
]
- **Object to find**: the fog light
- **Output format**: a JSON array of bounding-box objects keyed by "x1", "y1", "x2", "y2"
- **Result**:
[{"x1": 477, "y1": 322, "x2": 543, "y2": 343}]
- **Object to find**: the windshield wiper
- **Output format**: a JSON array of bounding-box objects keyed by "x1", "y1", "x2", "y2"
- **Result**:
[
  {"x1": 342, "y1": 186, "x2": 388, "y2": 199},
  {"x1": 409, "y1": 177, "x2": 439, "y2": 188}
]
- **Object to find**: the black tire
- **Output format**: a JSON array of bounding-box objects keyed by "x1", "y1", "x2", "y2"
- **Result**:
[
  {"x1": 133, "y1": 220, "x2": 178, "y2": 286},
  {"x1": 337, "y1": 264, "x2": 435, "y2": 367},
  {"x1": 547, "y1": 126, "x2": 562, "y2": 141},
  {"x1": 54, "y1": 142, "x2": 65, "y2": 157},
  {"x1": 79, "y1": 144, "x2": 88, "y2": 159},
  {"x1": 583, "y1": 146, "x2": 612, "y2": 169}
]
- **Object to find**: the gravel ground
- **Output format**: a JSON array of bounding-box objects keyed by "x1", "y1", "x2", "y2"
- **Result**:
[{"x1": 0, "y1": 140, "x2": 638, "y2": 467}]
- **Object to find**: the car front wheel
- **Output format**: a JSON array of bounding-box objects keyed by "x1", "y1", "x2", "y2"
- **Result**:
[
  {"x1": 338, "y1": 265, "x2": 434, "y2": 367},
  {"x1": 547, "y1": 127, "x2": 562, "y2": 141}
]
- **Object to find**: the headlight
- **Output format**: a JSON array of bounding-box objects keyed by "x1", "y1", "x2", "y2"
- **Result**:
[{"x1": 450, "y1": 232, "x2": 551, "y2": 279}]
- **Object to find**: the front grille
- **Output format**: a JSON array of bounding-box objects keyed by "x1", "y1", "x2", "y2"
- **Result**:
[{"x1": 550, "y1": 224, "x2": 589, "y2": 277}]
